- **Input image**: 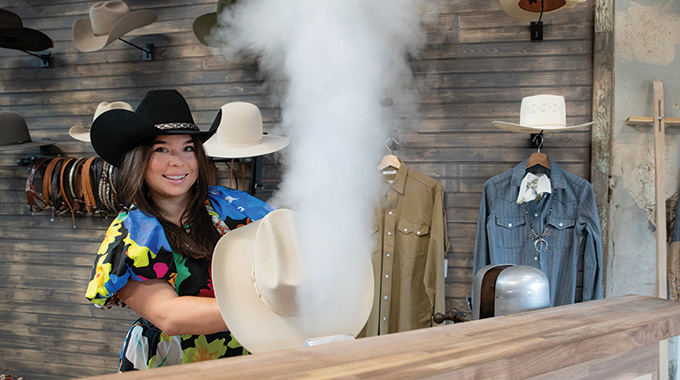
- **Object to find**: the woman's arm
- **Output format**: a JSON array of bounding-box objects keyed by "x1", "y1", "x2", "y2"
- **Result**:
[{"x1": 117, "y1": 278, "x2": 228, "y2": 336}]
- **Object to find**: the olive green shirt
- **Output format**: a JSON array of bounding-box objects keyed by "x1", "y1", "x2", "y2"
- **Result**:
[{"x1": 360, "y1": 162, "x2": 449, "y2": 336}]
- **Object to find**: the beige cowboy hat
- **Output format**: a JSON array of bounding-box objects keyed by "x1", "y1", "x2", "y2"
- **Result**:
[
  {"x1": 203, "y1": 102, "x2": 289, "y2": 158},
  {"x1": 72, "y1": 0, "x2": 157, "y2": 52},
  {"x1": 212, "y1": 208, "x2": 374, "y2": 354},
  {"x1": 492, "y1": 94, "x2": 595, "y2": 133},
  {"x1": 192, "y1": 0, "x2": 235, "y2": 47},
  {"x1": 0, "y1": 111, "x2": 53, "y2": 152},
  {"x1": 69, "y1": 101, "x2": 134, "y2": 142},
  {"x1": 499, "y1": 0, "x2": 586, "y2": 20}
]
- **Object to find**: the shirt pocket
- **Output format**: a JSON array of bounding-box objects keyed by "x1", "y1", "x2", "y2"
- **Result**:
[
  {"x1": 548, "y1": 217, "x2": 575, "y2": 249},
  {"x1": 396, "y1": 220, "x2": 430, "y2": 258},
  {"x1": 495, "y1": 216, "x2": 527, "y2": 249}
]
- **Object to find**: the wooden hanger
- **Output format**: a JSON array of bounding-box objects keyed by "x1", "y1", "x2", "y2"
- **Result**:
[
  {"x1": 527, "y1": 131, "x2": 550, "y2": 169},
  {"x1": 377, "y1": 138, "x2": 401, "y2": 171}
]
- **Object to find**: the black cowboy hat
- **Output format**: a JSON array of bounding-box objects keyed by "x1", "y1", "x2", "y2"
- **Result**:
[
  {"x1": 0, "y1": 9, "x2": 53, "y2": 52},
  {"x1": 90, "y1": 89, "x2": 216, "y2": 166}
]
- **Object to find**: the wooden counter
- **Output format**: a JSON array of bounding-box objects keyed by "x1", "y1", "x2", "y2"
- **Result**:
[{"x1": 81, "y1": 295, "x2": 680, "y2": 379}]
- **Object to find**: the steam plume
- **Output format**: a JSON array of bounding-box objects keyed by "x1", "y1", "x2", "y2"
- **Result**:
[{"x1": 214, "y1": 0, "x2": 426, "y2": 315}]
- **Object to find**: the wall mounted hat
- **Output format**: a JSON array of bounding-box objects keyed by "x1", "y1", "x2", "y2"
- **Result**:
[
  {"x1": 0, "y1": 9, "x2": 53, "y2": 52},
  {"x1": 69, "y1": 101, "x2": 134, "y2": 142},
  {"x1": 90, "y1": 89, "x2": 216, "y2": 166},
  {"x1": 498, "y1": 0, "x2": 585, "y2": 20},
  {"x1": 0, "y1": 111, "x2": 53, "y2": 152},
  {"x1": 193, "y1": 0, "x2": 235, "y2": 47},
  {"x1": 203, "y1": 102, "x2": 289, "y2": 158},
  {"x1": 492, "y1": 94, "x2": 595, "y2": 133},
  {"x1": 212, "y1": 208, "x2": 374, "y2": 353},
  {"x1": 72, "y1": 1, "x2": 157, "y2": 52}
]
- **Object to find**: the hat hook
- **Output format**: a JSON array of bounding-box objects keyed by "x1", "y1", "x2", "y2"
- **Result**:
[
  {"x1": 117, "y1": 37, "x2": 153, "y2": 61},
  {"x1": 531, "y1": 130, "x2": 545, "y2": 153},
  {"x1": 385, "y1": 137, "x2": 399, "y2": 155}
]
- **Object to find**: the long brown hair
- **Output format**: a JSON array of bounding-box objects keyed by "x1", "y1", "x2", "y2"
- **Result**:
[{"x1": 118, "y1": 134, "x2": 221, "y2": 260}]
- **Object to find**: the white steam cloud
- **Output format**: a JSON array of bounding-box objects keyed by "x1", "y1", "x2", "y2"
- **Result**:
[{"x1": 214, "y1": 0, "x2": 426, "y2": 318}]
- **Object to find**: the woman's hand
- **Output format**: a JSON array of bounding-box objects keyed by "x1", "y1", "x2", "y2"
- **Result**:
[{"x1": 117, "y1": 279, "x2": 228, "y2": 336}]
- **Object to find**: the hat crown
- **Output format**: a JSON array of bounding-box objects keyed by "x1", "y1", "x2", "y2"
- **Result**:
[
  {"x1": 89, "y1": 1, "x2": 130, "y2": 36},
  {"x1": 0, "y1": 9, "x2": 23, "y2": 29},
  {"x1": 0, "y1": 111, "x2": 32, "y2": 146},
  {"x1": 518, "y1": 94, "x2": 567, "y2": 128},
  {"x1": 252, "y1": 209, "x2": 324, "y2": 316},
  {"x1": 93, "y1": 101, "x2": 134, "y2": 122},
  {"x1": 135, "y1": 89, "x2": 196, "y2": 126},
  {"x1": 212, "y1": 102, "x2": 264, "y2": 148}
]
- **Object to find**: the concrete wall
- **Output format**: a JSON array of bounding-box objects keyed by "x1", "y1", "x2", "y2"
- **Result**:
[{"x1": 608, "y1": 0, "x2": 680, "y2": 298}]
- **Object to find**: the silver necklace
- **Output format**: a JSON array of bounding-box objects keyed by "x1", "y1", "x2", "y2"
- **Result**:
[{"x1": 523, "y1": 192, "x2": 554, "y2": 260}]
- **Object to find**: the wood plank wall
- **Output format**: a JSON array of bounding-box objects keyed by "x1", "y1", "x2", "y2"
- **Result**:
[{"x1": 0, "y1": 0, "x2": 594, "y2": 379}]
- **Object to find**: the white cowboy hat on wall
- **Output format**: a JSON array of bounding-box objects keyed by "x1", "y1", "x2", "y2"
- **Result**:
[
  {"x1": 72, "y1": 0, "x2": 156, "y2": 52},
  {"x1": 492, "y1": 94, "x2": 595, "y2": 133},
  {"x1": 69, "y1": 101, "x2": 134, "y2": 142},
  {"x1": 203, "y1": 101, "x2": 289, "y2": 159}
]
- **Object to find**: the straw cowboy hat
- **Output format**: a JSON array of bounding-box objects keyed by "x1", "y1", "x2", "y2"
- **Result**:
[
  {"x1": 499, "y1": 0, "x2": 586, "y2": 20},
  {"x1": 0, "y1": 111, "x2": 53, "y2": 152},
  {"x1": 72, "y1": 1, "x2": 157, "y2": 52},
  {"x1": 90, "y1": 89, "x2": 216, "y2": 166},
  {"x1": 0, "y1": 9, "x2": 53, "y2": 52},
  {"x1": 492, "y1": 94, "x2": 595, "y2": 133},
  {"x1": 203, "y1": 102, "x2": 289, "y2": 158},
  {"x1": 212, "y1": 208, "x2": 374, "y2": 354},
  {"x1": 192, "y1": 0, "x2": 235, "y2": 47},
  {"x1": 69, "y1": 101, "x2": 134, "y2": 142}
]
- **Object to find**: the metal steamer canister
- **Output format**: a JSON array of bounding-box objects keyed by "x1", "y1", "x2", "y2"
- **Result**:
[{"x1": 472, "y1": 264, "x2": 550, "y2": 320}]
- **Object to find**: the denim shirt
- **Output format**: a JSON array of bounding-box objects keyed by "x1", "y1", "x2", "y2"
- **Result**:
[{"x1": 473, "y1": 158, "x2": 603, "y2": 307}]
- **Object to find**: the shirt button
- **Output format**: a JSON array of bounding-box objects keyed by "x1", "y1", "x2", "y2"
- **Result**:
[
  {"x1": 534, "y1": 213, "x2": 539, "y2": 217},
  {"x1": 386, "y1": 253, "x2": 390, "y2": 257},
  {"x1": 534, "y1": 256, "x2": 538, "y2": 260},
  {"x1": 383, "y1": 317, "x2": 387, "y2": 321},
  {"x1": 385, "y1": 275, "x2": 389, "y2": 278},
  {"x1": 388, "y1": 211, "x2": 393, "y2": 215},
  {"x1": 404, "y1": 228, "x2": 408, "y2": 232},
  {"x1": 559, "y1": 222, "x2": 563, "y2": 227},
  {"x1": 384, "y1": 296, "x2": 388, "y2": 300},
  {"x1": 387, "y1": 232, "x2": 391, "y2": 236},
  {"x1": 417, "y1": 231, "x2": 421, "y2": 235},
  {"x1": 508, "y1": 223, "x2": 513, "y2": 227}
]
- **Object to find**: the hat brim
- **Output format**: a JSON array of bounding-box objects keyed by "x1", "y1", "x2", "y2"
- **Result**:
[
  {"x1": 212, "y1": 216, "x2": 375, "y2": 354},
  {"x1": 0, "y1": 28, "x2": 53, "y2": 51},
  {"x1": 492, "y1": 120, "x2": 595, "y2": 133},
  {"x1": 69, "y1": 126, "x2": 91, "y2": 142},
  {"x1": 0, "y1": 140, "x2": 53, "y2": 152},
  {"x1": 72, "y1": 10, "x2": 157, "y2": 52},
  {"x1": 192, "y1": 13, "x2": 218, "y2": 47},
  {"x1": 499, "y1": 0, "x2": 585, "y2": 20},
  {"x1": 204, "y1": 135, "x2": 289, "y2": 159},
  {"x1": 91, "y1": 109, "x2": 214, "y2": 166}
]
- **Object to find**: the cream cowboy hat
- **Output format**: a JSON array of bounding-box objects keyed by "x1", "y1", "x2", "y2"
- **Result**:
[
  {"x1": 212, "y1": 208, "x2": 374, "y2": 354},
  {"x1": 203, "y1": 102, "x2": 289, "y2": 158},
  {"x1": 499, "y1": 0, "x2": 586, "y2": 20},
  {"x1": 192, "y1": 0, "x2": 235, "y2": 47},
  {"x1": 492, "y1": 94, "x2": 595, "y2": 133},
  {"x1": 69, "y1": 101, "x2": 134, "y2": 142},
  {"x1": 72, "y1": 1, "x2": 157, "y2": 52},
  {"x1": 0, "y1": 111, "x2": 53, "y2": 152}
]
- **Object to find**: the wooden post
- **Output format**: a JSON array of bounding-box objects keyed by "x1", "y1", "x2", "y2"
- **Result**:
[{"x1": 653, "y1": 79, "x2": 667, "y2": 300}]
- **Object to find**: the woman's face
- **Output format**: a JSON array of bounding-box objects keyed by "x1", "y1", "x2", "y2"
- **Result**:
[{"x1": 144, "y1": 134, "x2": 199, "y2": 204}]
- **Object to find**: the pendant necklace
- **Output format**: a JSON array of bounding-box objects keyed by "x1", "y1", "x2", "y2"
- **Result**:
[{"x1": 523, "y1": 192, "x2": 554, "y2": 261}]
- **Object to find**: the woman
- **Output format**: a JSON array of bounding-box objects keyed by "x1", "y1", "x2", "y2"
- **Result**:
[{"x1": 85, "y1": 89, "x2": 274, "y2": 371}]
